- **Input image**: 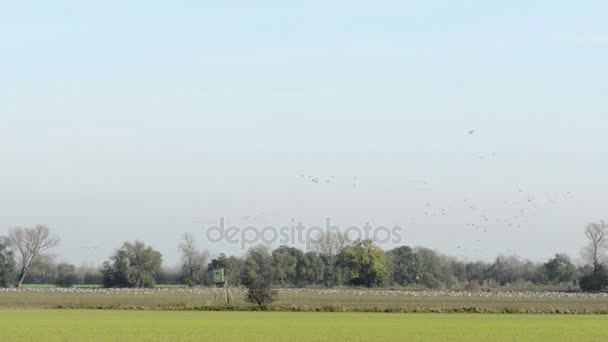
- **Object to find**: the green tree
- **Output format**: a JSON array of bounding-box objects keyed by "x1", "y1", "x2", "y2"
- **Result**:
[
  {"x1": 440, "y1": 258, "x2": 468, "y2": 288},
  {"x1": 0, "y1": 240, "x2": 16, "y2": 287},
  {"x1": 55, "y1": 263, "x2": 78, "y2": 288},
  {"x1": 297, "y1": 252, "x2": 325, "y2": 286},
  {"x1": 241, "y1": 246, "x2": 277, "y2": 306},
  {"x1": 465, "y1": 261, "x2": 490, "y2": 288},
  {"x1": 101, "y1": 241, "x2": 163, "y2": 288},
  {"x1": 386, "y1": 246, "x2": 421, "y2": 286},
  {"x1": 414, "y1": 247, "x2": 443, "y2": 288},
  {"x1": 544, "y1": 254, "x2": 577, "y2": 284},
  {"x1": 272, "y1": 246, "x2": 302, "y2": 286},
  {"x1": 337, "y1": 240, "x2": 387, "y2": 287},
  {"x1": 487, "y1": 255, "x2": 522, "y2": 286}
]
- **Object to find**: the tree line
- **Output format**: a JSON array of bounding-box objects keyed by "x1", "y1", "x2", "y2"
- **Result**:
[{"x1": 1, "y1": 222, "x2": 608, "y2": 293}]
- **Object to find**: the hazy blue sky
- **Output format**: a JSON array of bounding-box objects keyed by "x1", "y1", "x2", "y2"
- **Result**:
[{"x1": 1, "y1": 1, "x2": 607, "y2": 266}]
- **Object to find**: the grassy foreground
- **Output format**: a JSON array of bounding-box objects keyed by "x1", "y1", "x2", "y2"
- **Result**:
[{"x1": 1, "y1": 310, "x2": 608, "y2": 342}]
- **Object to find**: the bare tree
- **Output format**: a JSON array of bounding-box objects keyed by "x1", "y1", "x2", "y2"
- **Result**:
[
  {"x1": 582, "y1": 221, "x2": 608, "y2": 277},
  {"x1": 311, "y1": 231, "x2": 348, "y2": 286},
  {"x1": 7, "y1": 225, "x2": 60, "y2": 287},
  {"x1": 178, "y1": 232, "x2": 207, "y2": 286},
  {"x1": 313, "y1": 231, "x2": 347, "y2": 266},
  {"x1": 314, "y1": 231, "x2": 347, "y2": 257}
]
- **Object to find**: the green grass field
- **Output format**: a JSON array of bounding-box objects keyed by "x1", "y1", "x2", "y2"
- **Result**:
[
  {"x1": 4, "y1": 288, "x2": 608, "y2": 340},
  {"x1": 1, "y1": 310, "x2": 607, "y2": 342}
]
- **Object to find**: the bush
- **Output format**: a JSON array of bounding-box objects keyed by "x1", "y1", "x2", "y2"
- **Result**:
[{"x1": 245, "y1": 284, "x2": 278, "y2": 306}]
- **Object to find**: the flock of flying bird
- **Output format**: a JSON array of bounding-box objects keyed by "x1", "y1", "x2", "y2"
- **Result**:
[
  {"x1": 300, "y1": 174, "x2": 359, "y2": 187},
  {"x1": 296, "y1": 129, "x2": 576, "y2": 259}
]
